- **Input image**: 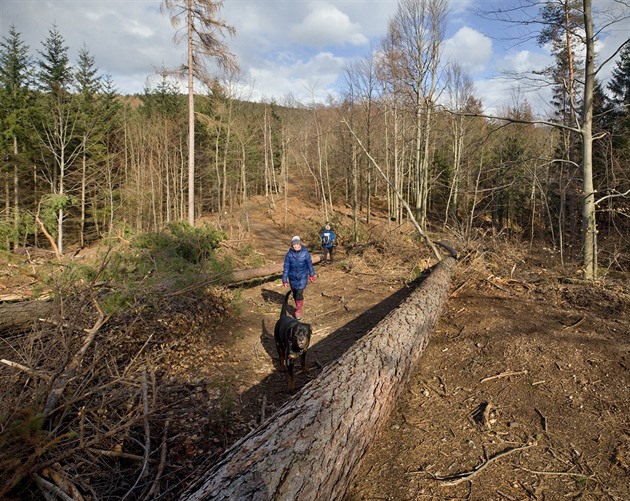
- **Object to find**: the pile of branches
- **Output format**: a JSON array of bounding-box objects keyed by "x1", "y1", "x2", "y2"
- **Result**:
[{"x1": 0, "y1": 282, "x2": 226, "y2": 500}]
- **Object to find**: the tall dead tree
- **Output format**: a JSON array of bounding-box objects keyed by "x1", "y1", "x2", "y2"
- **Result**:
[
  {"x1": 161, "y1": 0, "x2": 238, "y2": 226},
  {"x1": 180, "y1": 256, "x2": 455, "y2": 500}
]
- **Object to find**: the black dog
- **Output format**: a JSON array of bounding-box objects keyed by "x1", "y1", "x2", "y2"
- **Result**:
[{"x1": 274, "y1": 291, "x2": 312, "y2": 390}]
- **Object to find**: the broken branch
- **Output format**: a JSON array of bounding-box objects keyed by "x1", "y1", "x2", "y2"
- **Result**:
[
  {"x1": 481, "y1": 370, "x2": 528, "y2": 383},
  {"x1": 434, "y1": 444, "x2": 535, "y2": 486}
]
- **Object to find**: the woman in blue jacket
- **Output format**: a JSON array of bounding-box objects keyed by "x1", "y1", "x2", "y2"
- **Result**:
[{"x1": 282, "y1": 235, "x2": 315, "y2": 320}]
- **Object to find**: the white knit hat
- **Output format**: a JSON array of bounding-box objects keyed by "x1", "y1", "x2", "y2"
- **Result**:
[{"x1": 291, "y1": 235, "x2": 301, "y2": 244}]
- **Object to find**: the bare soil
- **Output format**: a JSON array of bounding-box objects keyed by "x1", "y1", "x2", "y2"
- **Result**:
[
  {"x1": 2, "y1": 194, "x2": 629, "y2": 500},
  {"x1": 203, "y1": 196, "x2": 630, "y2": 501}
]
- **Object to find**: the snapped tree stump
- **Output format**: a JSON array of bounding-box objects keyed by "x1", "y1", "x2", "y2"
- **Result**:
[{"x1": 181, "y1": 256, "x2": 456, "y2": 501}]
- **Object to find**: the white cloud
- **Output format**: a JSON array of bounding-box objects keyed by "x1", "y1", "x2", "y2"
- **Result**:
[
  {"x1": 247, "y1": 51, "x2": 345, "y2": 103},
  {"x1": 443, "y1": 27, "x2": 492, "y2": 74},
  {"x1": 495, "y1": 48, "x2": 552, "y2": 76},
  {"x1": 471, "y1": 74, "x2": 554, "y2": 117},
  {"x1": 290, "y1": 2, "x2": 368, "y2": 48}
]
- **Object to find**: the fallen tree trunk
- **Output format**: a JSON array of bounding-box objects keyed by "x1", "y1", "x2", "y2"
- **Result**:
[
  {"x1": 231, "y1": 254, "x2": 321, "y2": 283},
  {"x1": 0, "y1": 299, "x2": 54, "y2": 336},
  {"x1": 181, "y1": 256, "x2": 456, "y2": 501},
  {"x1": 0, "y1": 254, "x2": 322, "y2": 334}
]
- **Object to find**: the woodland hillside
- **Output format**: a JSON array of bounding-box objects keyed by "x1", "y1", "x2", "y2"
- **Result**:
[{"x1": 1, "y1": 2, "x2": 630, "y2": 275}]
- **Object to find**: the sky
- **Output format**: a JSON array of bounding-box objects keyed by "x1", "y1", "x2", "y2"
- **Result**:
[{"x1": 1, "y1": 0, "x2": 629, "y2": 117}]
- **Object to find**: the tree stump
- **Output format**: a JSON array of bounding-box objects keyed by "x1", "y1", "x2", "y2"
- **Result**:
[{"x1": 181, "y1": 256, "x2": 456, "y2": 500}]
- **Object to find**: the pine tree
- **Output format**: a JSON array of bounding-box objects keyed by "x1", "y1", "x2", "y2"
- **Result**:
[
  {"x1": 606, "y1": 43, "x2": 630, "y2": 155},
  {"x1": 161, "y1": 0, "x2": 238, "y2": 225},
  {"x1": 607, "y1": 43, "x2": 630, "y2": 111},
  {"x1": 36, "y1": 23, "x2": 73, "y2": 95},
  {"x1": 0, "y1": 25, "x2": 34, "y2": 249},
  {"x1": 74, "y1": 45, "x2": 104, "y2": 247}
]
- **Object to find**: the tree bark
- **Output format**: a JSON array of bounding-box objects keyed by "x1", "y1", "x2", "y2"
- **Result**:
[
  {"x1": 0, "y1": 299, "x2": 55, "y2": 335},
  {"x1": 231, "y1": 254, "x2": 321, "y2": 283},
  {"x1": 180, "y1": 256, "x2": 455, "y2": 501}
]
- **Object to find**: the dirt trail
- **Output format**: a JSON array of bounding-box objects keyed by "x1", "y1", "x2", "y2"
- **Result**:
[{"x1": 207, "y1": 196, "x2": 630, "y2": 501}]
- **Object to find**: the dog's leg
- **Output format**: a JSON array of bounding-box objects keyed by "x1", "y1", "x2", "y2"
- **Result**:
[
  {"x1": 276, "y1": 343, "x2": 287, "y2": 372},
  {"x1": 300, "y1": 352, "x2": 308, "y2": 373},
  {"x1": 287, "y1": 361, "x2": 295, "y2": 390}
]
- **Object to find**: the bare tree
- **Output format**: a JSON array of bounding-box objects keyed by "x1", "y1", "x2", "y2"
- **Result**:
[
  {"x1": 384, "y1": 0, "x2": 449, "y2": 229},
  {"x1": 161, "y1": 0, "x2": 238, "y2": 225},
  {"x1": 443, "y1": 63, "x2": 477, "y2": 228},
  {"x1": 473, "y1": 0, "x2": 630, "y2": 279}
]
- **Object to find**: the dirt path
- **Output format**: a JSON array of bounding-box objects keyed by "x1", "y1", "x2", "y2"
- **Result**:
[{"x1": 205, "y1": 198, "x2": 630, "y2": 500}]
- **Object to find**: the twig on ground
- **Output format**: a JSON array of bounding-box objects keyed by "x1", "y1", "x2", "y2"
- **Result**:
[
  {"x1": 142, "y1": 419, "x2": 170, "y2": 501},
  {"x1": 450, "y1": 279, "x2": 472, "y2": 297},
  {"x1": 481, "y1": 370, "x2": 528, "y2": 383},
  {"x1": 562, "y1": 316, "x2": 587, "y2": 330},
  {"x1": 1, "y1": 358, "x2": 51, "y2": 381},
  {"x1": 33, "y1": 473, "x2": 75, "y2": 501},
  {"x1": 86, "y1": 448, "x2": 147, "y2": 461},
  {"x1": 432, "y1": 444, "x2": 535, "y2": 486},
  {"x1": 120, "y1": 367, "x2": 151, "y2": 500}
]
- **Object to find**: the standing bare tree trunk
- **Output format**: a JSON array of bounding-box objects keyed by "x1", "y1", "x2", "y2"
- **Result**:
[
  {"x1": 187, "y1": 0, "x2": 195, "y2": 225},
  {"x1": 386, "y1": 0, "x2": 447, "y2": 230},
  {"x1": 162, "y1": 0, "x2": 238, "y2": 224},
  {"x1": 580, "y1": 0, "x2": 597, "y2": 279}
]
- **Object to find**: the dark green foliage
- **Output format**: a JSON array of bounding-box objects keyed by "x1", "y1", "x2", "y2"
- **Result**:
[
  {"x1": 133, "y1": 222, "x2": 226, "y2": 265},
  {"x1": 607, "y1": 43, "x2": 630, "y2": 110},
  {"x1": 36, "y1": 23, "x2": 73, "y2": 94}
]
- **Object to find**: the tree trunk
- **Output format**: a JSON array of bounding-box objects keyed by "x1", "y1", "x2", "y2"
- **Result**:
[
  {"x1": 0, "y1": 299, "x2": 55, "y2": 335},
  {"x1": 231, "y1": 254, "x2": 322, "y2": 283},
  {"x1": 580, "y1": 0, "x2": 597, "y2": 279},
  {"x1": 187, "y1": 0, "x2": 195, "y2": 226},
  {"x1": 180, "y1": 256, "x2": 455, "y2": 501}
]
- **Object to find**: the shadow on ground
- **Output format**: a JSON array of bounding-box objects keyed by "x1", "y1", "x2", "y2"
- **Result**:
[{"x1": 240, "y1": 273, "x2": 431, "y2": 426}]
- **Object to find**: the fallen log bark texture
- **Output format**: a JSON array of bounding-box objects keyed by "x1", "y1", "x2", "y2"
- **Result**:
[
  {"x1": 181, "y1": 256, "x2": 456, "y2": 501},
  {"x1": 231, "y1": 254, "x2": 321, "y2": 283},
  {"x1": 0, "y1": 299, "x2": 54, "y2": 336}
]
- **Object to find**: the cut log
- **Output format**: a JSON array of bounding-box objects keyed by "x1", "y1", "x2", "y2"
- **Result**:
[
  {"x1": 231, "y1": 254, "x2": 321, "y2": 283},
  {"x1": 0, "y1": 299, "x2": 54, "y2": 336},
  {"x1": 180, "y1": 256, "x2": 456, "y2": 501}
]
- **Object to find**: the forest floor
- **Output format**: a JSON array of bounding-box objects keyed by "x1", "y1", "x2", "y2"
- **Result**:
[
  {"x1": 2, "y1": 193, "x2": 630, "y2": 500},
  {"x1": 180, "y1": 194, "x2": 630, "y2": 501}
]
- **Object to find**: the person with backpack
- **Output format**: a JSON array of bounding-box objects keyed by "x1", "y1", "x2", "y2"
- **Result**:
[
  {"x1": 320, "y1": 224, "x2": 336, "y2": 265},
  {"x1": 282, "y1": 236, "x2": 315, "y2": 320}
]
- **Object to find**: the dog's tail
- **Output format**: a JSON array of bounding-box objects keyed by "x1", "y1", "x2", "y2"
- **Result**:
[{"x1": 280, "y1": 290, "x2": 291, "y2": 318}]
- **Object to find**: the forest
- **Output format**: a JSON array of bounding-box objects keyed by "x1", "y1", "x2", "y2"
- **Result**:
[
  {"x1": 0, "y1": 1, "x2": 628, "y2": 276},
  {"x1": 1, "y1": 0, "x2": 629, "y2": 499}
]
